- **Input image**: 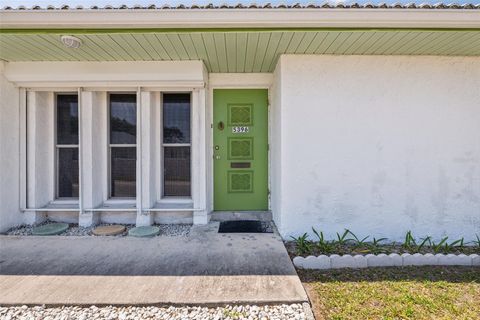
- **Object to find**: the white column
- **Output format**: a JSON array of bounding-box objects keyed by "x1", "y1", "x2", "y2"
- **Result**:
[
  {"x1": 24, "y1": 91, "x2": 54, "y2": 224},
  {"x1": 78, "y1": 91, "x2": 106, "y2": 227},
  {"x1": 192, "y1": 88, "x2": 209, "y2": 224},
  {"x1": 136, "y1": 91, "x2": 156, "y2": 226},
  {"x1": 19, "y1": 88, "x2": 27, "y2": 213}
]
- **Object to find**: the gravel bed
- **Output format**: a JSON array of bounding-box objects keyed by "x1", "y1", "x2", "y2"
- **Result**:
[
  {"x1": 157, "y1": 224, "x2": 191, "y2": 237},
  {"x1": 5, "y1": 223, "x2": 191, "y2": 237},
  {"x1": 4, "y1": 224, "x2": 38, "y2": 236},
  {"x1": 0, "y1": 304, "x2": 309, "y2": 320}
]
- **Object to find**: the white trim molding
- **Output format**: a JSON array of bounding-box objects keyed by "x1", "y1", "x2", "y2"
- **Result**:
[
  {"x1": 3, "y1": 61, "x2": 207, "y2": 88},
  {"x1": 1, "y1": 9, "x2": 480, "y2": 29},
  {"x1": 209, "y1": 73, "x2": 273, "y2": 88}
]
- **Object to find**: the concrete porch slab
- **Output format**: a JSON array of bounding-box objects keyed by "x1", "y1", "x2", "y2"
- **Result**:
[
  {"x1": 0, "y1": 223, "x2": 307, "y2": 306},
  {"x1": 211, "y1": 211, "x2": 272, "y2": 222}
]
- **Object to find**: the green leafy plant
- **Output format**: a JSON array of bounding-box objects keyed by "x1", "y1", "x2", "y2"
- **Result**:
[
  {"x1": 289, "y1": 228, "x2": 476, "y2": 257},
  {"x1": 312, "y1": 227, "x2": 334, "y2": 253},
  {"x1": 223, "y1": 309, "x2": 245, "y2": 319},
  {"x1": 347, "y1": 230, "x2": 370, "y2": 246},
  {"x1": 290, "y1": 233, "x2": 313, "y2": 255},
  {"x1": 403, "y1": 231, "x2": 416, "y2": 250},
  {"x1": 416, "y1": 236, "x2": 432, "y2": 252},
  {"x1": 431, "y1": 237, "x2": 449, "y2": 254},
  {"x1": 369, "y1": 237, "x2": 388, "y2": 254},
  {"x1": 334, "y1": 229, "x2": 351, "y2": 246},
  {"x1": 449, "y1": 238, "x2": 464, "y2": 251},
  {"x1": 372, "y1": 237, "x2": 387, "y2": 246}
]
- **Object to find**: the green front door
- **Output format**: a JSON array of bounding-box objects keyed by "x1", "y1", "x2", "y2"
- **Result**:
[{"x1": 213, "y1": 89, "x2": 268, "y2": 211}]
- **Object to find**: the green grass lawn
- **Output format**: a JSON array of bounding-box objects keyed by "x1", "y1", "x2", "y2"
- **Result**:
[{"x1": 299, "y1": 266, "x2": 480, "y2": 320}]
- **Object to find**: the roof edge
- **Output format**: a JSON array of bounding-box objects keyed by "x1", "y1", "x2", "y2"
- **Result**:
[
  {"x1": 2, "y1": 3, "x2": 480, "y2": 10},
  {"x1": 1, "y1": 9, "x2": 480, "y2": 30}
]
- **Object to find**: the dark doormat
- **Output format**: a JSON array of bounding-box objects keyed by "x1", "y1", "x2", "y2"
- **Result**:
[{"x1": 218, "y1": 220, "x2": 273, "y2": 233}]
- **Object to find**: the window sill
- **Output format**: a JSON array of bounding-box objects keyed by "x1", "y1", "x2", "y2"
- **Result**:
[
  {"x1": 152, "y1": 201, "x2": 194, "y2": 211},
  {"x1": 22, "y1": 202, "x2": 79, "y2": 212},
  {"x1": 158, "y1": 197, "x2": 193, "y2": 204},
  {"x1": 95, "y1": 200, "x2": 136, "y2": 210},
  {"x1": 103, "y1": 199, "x2": 136, "y2": 205},
  {"x1": 50, "y1": 199, "x2": 79, "y2": 206}
]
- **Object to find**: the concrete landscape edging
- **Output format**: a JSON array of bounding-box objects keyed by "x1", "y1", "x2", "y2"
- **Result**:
[{"x1": 293, "y1": 253, "x2": 480, "y2": 269}]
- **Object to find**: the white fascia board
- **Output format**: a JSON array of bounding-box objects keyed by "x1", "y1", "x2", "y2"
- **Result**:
[
  {"x1": 1, "y1": 9, "x2": 479, "y2": 29},
  {"x1": 209, "y1": 73, "x2": 273, "y2": 88},
  {"x1": 4, "y1": 61, "x2": 207, "y2": 87}
]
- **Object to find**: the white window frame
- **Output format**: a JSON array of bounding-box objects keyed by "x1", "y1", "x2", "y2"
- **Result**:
[
  {"x1": 107, "y1": 92, "x2": 137, "y2": 200},
  {"x1": 160, "y1": 91, "x2": 193, "y2": 200},
  {"x1": 54, "y1": 92, "x2": 80, "y2": 201}
]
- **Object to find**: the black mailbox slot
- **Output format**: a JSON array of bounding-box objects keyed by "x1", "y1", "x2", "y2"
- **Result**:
[{"x1": 231, "y1": 162, "x2": 251, "y2": 168}]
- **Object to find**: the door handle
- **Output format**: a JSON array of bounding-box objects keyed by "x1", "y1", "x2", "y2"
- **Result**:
[{"x1": 218, "y1": 121, "x2": 224, "y2": 131}]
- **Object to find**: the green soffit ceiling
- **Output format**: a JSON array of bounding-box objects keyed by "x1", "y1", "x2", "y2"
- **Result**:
[{"x1": 1, "y1": 30, "x2": 479, "y2": 72}]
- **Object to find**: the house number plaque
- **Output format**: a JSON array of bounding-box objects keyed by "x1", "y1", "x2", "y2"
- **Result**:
[{"x1": 232, "y1": 126, "x2": 249, "y2": 133}]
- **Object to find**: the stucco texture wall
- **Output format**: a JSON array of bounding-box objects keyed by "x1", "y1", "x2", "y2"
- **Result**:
[
  {"x1": 0, "y1": 63, "x2": 22, "y2": 232},
  {"x1": 273, "y1": 55, "x2": 480, "y2": 242}
]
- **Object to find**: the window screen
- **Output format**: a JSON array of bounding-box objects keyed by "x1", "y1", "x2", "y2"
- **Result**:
[
  {"x1": 110, "y1": 94, "x2": 137, "y2": 144},
  {"x1": 163, "y1": 94, "x2": 191, "y2": 144},
  {"x1": 56, "y1": 94, "x2": 79, "y2": 198},
  {"x1": 164, "y1": 147, "x2": 191, "y2": 197},
  {"x1": 56, "y1": 94, "x2": 79, "y2": 145},
  {"x1": 110, "y1": 147, "x2": 136, "y2": 198},
  {"x1": 162, "y1": 93, "x2": 191, "y2": 197},
  {"x1": 109, "y1": 94, "x2": 136, "y2": 198},
  {"x1": 57, "y1": 148, "x2": 79, "y2": 198}
]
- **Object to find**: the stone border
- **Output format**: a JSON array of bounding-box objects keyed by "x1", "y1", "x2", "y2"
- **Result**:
[{"x1": 293, "y1": 253, "x2": 480, "y2": 269}]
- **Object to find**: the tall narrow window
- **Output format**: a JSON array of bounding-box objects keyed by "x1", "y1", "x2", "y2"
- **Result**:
[
  {"x1": 109, "y1": 93, "x2": 136, "y2": 198},
  {"x1": 163, "y1": 93, "x2": 191, "y2": 197},
  {"x1": 56, "y1": 94, "x2": 79, "y2": 199}
]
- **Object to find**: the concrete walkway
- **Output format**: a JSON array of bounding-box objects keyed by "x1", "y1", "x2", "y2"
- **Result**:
[{"x1": 0, "y1": 223, "x2": 307, "y2": 306}]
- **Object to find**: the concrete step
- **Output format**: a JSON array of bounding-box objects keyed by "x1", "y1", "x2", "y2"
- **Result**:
[{"x1": 211, "y1": 211, "x2": 272, "y2": 222}]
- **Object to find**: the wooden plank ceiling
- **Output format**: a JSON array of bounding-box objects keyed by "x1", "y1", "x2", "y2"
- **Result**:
[{"x1": 1, "y1": 31, "x2": 479, "y2": 72}]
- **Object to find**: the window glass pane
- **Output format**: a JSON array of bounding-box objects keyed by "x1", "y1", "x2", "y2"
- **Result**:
[
  {"x1": 58, "y1": 148, "x2": 79, "y2": 198},
  {"x1": 110, "y1": 94, "x2": 136, "y2": 144},
  {"x1": 163, "y1": 93, "x2": 191, "y2": 144},
  {"x1": 111, "y1": 147, "x2": 136, "y2": 198},
  {"x1": 56, "y1": 94, "x2": 78, "y2": 145},
  {"x1": 164, "y1": 147, "x2": 191, "y2": 197}
]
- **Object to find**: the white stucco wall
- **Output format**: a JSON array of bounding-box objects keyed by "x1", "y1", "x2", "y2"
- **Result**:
[
  {"x1": 273, "y1": 55, "x2": 480, "y2": 242},
  {"x1": 0, "y1": 62, "x2": 22, "y2": 232}
]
